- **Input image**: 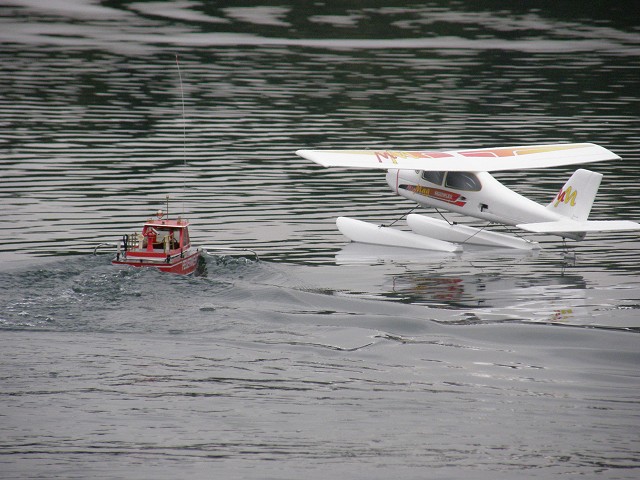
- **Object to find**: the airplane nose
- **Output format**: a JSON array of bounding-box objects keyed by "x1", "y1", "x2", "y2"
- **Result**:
[{"x1": 386, "y1": 169, "x2": 399, "y2": 193}]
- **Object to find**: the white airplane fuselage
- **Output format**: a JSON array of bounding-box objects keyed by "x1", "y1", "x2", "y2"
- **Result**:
[{"x1": 386, "y1": 169, "x2": 570, "y2": 231}]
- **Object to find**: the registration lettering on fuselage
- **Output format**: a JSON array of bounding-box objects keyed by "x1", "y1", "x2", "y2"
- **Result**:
[{"x1": 401, "y1": 184, "x2": 467, "y2": 207}]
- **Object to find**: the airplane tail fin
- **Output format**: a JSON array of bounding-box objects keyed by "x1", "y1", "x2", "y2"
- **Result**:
[
  {"x1": 546, "y1": 168, "x2": 602, "y2": 221},
  {"x1": 519, "y1": 168, "x2": 640, "y2": 237}
]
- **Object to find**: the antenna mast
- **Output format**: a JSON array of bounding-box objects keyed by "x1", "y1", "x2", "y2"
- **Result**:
[{"x1": 175, "y1": 54, "x2": 187, "y2": 215}]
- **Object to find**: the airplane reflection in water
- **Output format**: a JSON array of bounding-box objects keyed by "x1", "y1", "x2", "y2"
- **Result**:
[{"x1": 331, "y1": 243, "x2": 620, "y2": 328}]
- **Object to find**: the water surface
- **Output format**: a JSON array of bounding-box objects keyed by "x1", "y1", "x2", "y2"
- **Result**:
[{"x1": 1, "y1": 1, "x2": 639, "y2": 478}]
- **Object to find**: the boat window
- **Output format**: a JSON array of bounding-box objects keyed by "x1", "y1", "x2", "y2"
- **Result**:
[
  {"x1": 445, "y1": 172, "x2": 482, "y2": 191},
  {"x1": 155, "y1": 228, "x2": 170, "y2": 240},
  {"x1": 146, "y1": 226, "x2": 182, "y2": 249},
  {"x1": 421, "y1": 171, "x2": 445, "y2": 185}
]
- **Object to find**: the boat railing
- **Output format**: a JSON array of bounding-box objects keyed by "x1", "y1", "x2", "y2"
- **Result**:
[
  {"x1": 93, "y1": 243, "x2": 118, "y2": 255},
  {"x1": 127, "y1": 232, "x2": 142, "y2": 250}
]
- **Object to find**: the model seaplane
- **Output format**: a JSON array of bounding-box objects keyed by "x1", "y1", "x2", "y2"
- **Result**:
[{"x1": 296, "y1": 143, "x2": 640, "y2": 252}]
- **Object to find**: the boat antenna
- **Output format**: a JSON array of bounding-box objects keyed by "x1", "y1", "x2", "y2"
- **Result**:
[{"x1": 175, "y1": 54, "x2": 187, "y2": 215}]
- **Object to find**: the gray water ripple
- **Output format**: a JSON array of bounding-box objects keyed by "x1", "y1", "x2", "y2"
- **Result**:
[{"x1": 2, "y1": 326, "x2": 639, "y2": 478}]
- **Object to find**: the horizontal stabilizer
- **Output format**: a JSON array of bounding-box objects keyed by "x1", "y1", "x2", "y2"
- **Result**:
[
  {"x1": 296, "y1": 143, "x2": 620, "y2": 172},
  {"x1": 517, "y1": 220, "x2": 640, "y2": 234}
]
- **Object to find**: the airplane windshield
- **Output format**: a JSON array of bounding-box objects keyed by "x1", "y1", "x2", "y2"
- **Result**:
[
  {"x1": 421, "y1": 171, "x2": 445, "y2": 185},
  {"x1": 445, "y1": 172, "x2": 482, "y2": 191}
]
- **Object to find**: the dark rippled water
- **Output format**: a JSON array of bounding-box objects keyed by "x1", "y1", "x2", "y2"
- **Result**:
[{"x1": 1, "y1": 1, "x2": 639, "y2": 478}]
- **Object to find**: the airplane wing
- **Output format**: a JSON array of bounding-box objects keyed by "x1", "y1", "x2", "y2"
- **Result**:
[{"x1": 296, "y1": 143, "x2": 620, "y2": 172}]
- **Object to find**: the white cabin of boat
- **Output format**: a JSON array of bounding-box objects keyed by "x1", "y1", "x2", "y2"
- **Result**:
[{"x1": 125, "y1": 217, "x2": 192, "y2": 257}]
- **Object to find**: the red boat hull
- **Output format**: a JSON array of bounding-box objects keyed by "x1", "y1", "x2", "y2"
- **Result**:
[{"x1": 112, "y1": 249, "x2": 201, "y2": 275}]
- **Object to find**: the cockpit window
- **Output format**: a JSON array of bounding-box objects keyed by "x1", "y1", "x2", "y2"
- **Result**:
[
  {"x1": 445, "y1": 172, "x2": 482, "y2": 191},
  {"x1": 421, "y1": 171, "x2": 445, "y2": 185}
]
